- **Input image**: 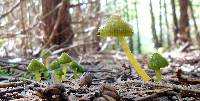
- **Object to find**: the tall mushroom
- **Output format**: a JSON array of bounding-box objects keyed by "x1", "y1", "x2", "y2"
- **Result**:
[{"x1": 98, "y1": 14, "x2": 151, "y2": 81}]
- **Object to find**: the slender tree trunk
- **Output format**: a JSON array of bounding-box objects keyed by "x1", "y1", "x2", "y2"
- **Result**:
[
  {"x1": 171, "y1": 0, "x2": 178, "y2": 44},
  {"x1": 164, "y1": 0, "x2": 171, "y2": 47},
  {"x1": 20, "y1": 0, "x2": 30, "y2": 56},
  {"x1": 178, "y1": 0, "x2": 190, "y2": 43},
  {"x1": 159, "y1": 0, "x2": 163, "y2": 47},
  {"x1": 42, "y1": 0, "x2": 74, "y2": 47},
  {"x1": 134, "y1": 2, "x2": 141, "y2": 53},
  {"x1": 124, "y1": 0, "x2": 133, "y2": 52},
  {"x1": 149, "y1": 0, "x2": 160, "y2": 48},
  {"x1": 91, "y1": 0, "x2": 101, "y2": 52},
  {"x1": 189, "y1": 0, "x2": 200, "y2": 44}
]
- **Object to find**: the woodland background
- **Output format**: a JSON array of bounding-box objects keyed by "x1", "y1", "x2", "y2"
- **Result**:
[{"x1": 0, "y1": 0, "x2": 200, "y2": 57}]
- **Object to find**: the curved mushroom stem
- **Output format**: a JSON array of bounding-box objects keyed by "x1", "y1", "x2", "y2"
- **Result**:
[
  {"x1": 155, "y1": 69, "x2": 162, "y2": 81},
  {"x1": 118, "y1": 36, "x2": 151, "y2": 81}
]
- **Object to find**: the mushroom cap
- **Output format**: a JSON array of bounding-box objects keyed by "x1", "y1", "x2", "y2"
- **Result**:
[
  {"x1": 54, "y1": 67, "x2": 64, "y2": 76},
  {"x1": 70, "y1": 61, "x2": 84, "y2": 73},
  {"x1": 27, "y1": 59, "x2": 45, "y2": 72},
  {"x1": 98, "y1": 14, "x2": 133, "y2": 37},
  {"x1": 148, "y1": 53, "x2": 169, "y2": 70},
  {"x1": 49, "y1": 60, "x2": 60, "y2": 70},
  {"x1": 40, "y1": 50, "x2": 52, "y2": 59},
  {"x1": 58, "y1": 53, "x2": 72, "y2": 64}
]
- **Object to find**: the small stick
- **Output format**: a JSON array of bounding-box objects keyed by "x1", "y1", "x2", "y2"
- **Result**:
[{"x1": 0, "y1": 81, "x2": 26, "y2": 88}]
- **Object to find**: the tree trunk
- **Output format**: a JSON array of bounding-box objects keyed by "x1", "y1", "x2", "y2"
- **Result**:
[
  {"x1": 42, "y1": 0, "x2": 74, "y2": 47},
  {"x1": 149, "y1": 0, "x2": 160, "y2": 48},
  {"x1": 189, "y1": 1, "x2": 200, "y2": 44},
  {"x1": 134, "y1": 2, "x2": 141, "y2": 53},
  {"x1": 159, "y1": 0, "x2": 163, "y2": 47},
  {"x1": 124, "y1": 0, "x2": 133, "y2": 52},
  {"x1": 171, "y1": 0, "x2": 178, "y2": 44},
  {"x1": 178, "y1": 0, "x2": 190, "y2": 43},
  {"x1": 164, "y1": 0, "x2": 171, "y2": 47}
]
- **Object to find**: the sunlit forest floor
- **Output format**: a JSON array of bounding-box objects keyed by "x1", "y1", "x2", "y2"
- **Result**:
[{"x1": 0, "y1": 44, "x2": 200, "y2": 101}]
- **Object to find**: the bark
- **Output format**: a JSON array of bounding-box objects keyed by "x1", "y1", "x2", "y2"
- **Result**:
[
  {"x1": 178, "y1": 0, "x2": 190, "y2": 43},
  {"x1": 149, "y1": 0, "x2": 160, "y2": 48},
  {"x1": 171, "y1": 0, "x2": 178, "y2": 44},
  {"x1": 42, "y1": 0, "x2": 74, "y2": 47}
]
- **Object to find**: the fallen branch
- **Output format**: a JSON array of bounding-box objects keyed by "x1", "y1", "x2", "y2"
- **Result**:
[
  {"x1": 0, "y1": 81, "x2": 26, "y2": 88},
  {"x1": 176, "y1": 69, "x2": 200, "y2": 84},
  {"x1": 136, "y1": 89, "x2": 182, "y2": 101},
  {"x1": 122, "y1": 80, "x2": 200, "y2": 97}
]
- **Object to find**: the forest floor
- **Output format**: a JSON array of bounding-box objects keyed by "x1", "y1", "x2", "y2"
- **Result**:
[{"x1": 1, "y1": 46, "x2": 200, "y2": 101}]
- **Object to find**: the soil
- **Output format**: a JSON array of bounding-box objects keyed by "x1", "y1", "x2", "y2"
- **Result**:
[{"x1": 0, "y1": 49, "x2": 200, "y2": 101}]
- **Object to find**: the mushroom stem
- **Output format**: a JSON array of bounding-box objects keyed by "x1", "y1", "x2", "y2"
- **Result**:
[
  {"x1": 155, "y1": 69, "x2": 162, "y2": 81},
  {"x1": 54, "y1": 73, "x2": 62, "y2": 82},
  {"x1": 62, "y1": 64, "x2": 67, "y2": 80},
  {"x1": 118, "y1": 36, "x2": 151, "y2": 81},
  {"x1": 34, "y1": 71, "x2": 41, "y2": 81},
  {"x1": 45, "y1": 59, "x2": 49, "y2": 68}
]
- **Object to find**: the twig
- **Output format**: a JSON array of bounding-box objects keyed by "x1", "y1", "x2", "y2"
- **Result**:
[
  {"x1": 70, "y1": 1, "x2": 95, "y2": 8},
  {"x1": 0, "y1": 58, "x2": 28, "y2": 65},
  {"x1": 0, "y1": 0, "x2": 20, "y2": 20},
  {"x1": 40, "y1": 2, "x2": 62, "y2": 20},
  {"x1": 52, "y1": 41, "x2": 98, "y2": 55}
]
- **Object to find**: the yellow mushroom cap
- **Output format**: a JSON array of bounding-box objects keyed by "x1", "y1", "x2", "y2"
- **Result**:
[{"x1": 98, "y1": 14, "x2": 133, "y2": 37}]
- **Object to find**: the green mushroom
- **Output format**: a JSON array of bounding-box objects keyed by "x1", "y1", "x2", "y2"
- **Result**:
[
  {"x1": 49, "y1": 60, "x2": 63, "y2": 82},
  {"x1": 27, "y1": 59, "x2": 46, "y2": 81},
  {"x1": 40, "y1": 50, "x2": 52, "y2": 68},
  {"x1": 148, "y1": 53, "x2": 169, "y2": 81},
  {"x1": 69, "y1": 61, "x2": 84, "y2": 79},
  {"x1": 58, "y1": 53, "x2": 73, "y2": 80},
  {"x1": 49, "y1": 60, "x2": 60, "y2": 70},
  {"x1": 58, "y1": 53, "x2": 73, "y2": 64}
]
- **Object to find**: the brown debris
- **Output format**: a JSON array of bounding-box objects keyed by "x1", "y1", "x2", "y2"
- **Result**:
[
  {"x1": 79, "y1": 72, "x2": 93, "y2": 87},
  {"x1": 36, "y1": 83, "x2": 67, "y2": 101},
  {"x1": 176, "y1": 69, "x2": 200, "y2": 84},
  {"x1": 99, "y1": 84, "x2": 121, "y2": 101}
]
